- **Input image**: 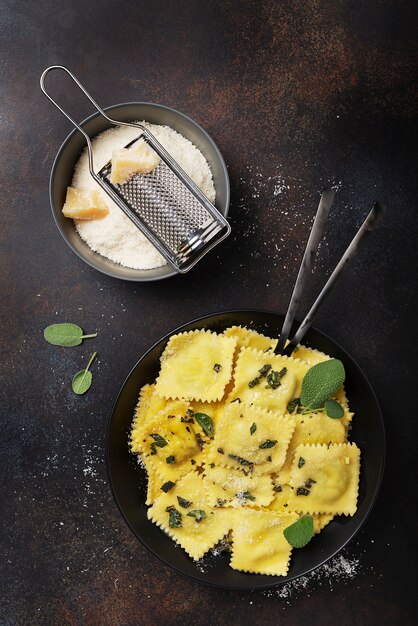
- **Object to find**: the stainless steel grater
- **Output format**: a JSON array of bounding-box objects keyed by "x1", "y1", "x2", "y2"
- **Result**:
[{"x1": 40, "y1": 65, "x2": 231, "y2": 273}]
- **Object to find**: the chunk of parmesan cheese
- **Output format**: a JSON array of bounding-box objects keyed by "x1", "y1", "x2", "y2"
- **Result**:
[
  {"x1": 62, "y1": 187, "x2": 109, "y2": 220},
  {"x1": 110, "y1": 139, "x2": 160, "y2": 184}
]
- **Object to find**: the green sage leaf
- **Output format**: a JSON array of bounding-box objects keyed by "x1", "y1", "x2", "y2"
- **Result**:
[
  {"x1": 283, "y1": 514, "x2": 314, "y2": 548},
  {"x1": 259, "y1": 439, "x2": 277, "y2": 449},
  {"x1": 71, "y1": 352, "x2": 97, "y2": 395},
  {"x1": 228, "y1": 453, "x2": 254, "y2": 468},
  {"x1": 186, "y1": 509, "x2": 206, "y2": 523},
  {"x1": 161, "y1": 481, "x2": 175, "y2": 493},
  {"x1": 287, "y1": 398, "x2": 300, "y2": 414},
  {"x1": 44, "y1": 323, "x2": 97, "y2": 347},
  {"x1": 300, "y1": 359, "x2": 345, "y2": 409},
  {"x1": 194, "y1": 413, "x2": 214, "y2": 439},
  {"x1": 150, "y1": 433, "x2": 167, "y2": 448},
  {"x1": 177, "y1": 496, "x2": 192, "y2": 508},
  {"x1": 325, "y1": 399, "x2": 345, "y2": 419},
  {"x1": 166, "y1": 506, "x2": 182, "y2": 528}
]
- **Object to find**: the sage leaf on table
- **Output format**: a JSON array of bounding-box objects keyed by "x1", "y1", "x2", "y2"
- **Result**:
[
  {"x1": 72, "y1": 352, "x2": 97, "y2": 395},
  {"x1": 44, "y1": 323, "x2": 97, "y2": 347},
  {"x1": 300, "y1": 359, "x2": 345, "y2": 410},
  {"x1": 283, "y1": 514, "x2": 314, "y2": 548}
]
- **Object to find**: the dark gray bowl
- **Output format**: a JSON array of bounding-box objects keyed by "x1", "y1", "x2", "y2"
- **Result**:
[{"x1": 49, "y1": 103, "x2": 230, "y2": 281}]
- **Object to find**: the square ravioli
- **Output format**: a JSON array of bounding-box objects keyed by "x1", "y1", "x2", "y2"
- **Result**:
[
  {"x1": 148, "y1": 471, "x2": 232, "y2": 560},
  {"x1": 130, "y1": 384, "x2": 180, "y2": 453},
  {"x1": 288, "y1": 443, "x2": 360, "y2": 515},
  {"x1": 141, "y1": 402, "x2": 204, "y2": 482},
  {"x1": 227, "y1": 347, "x2": 308, "y2": 413},
  {"x1": 230, "y1": 509, "x2": 299, "y2": 575},
  {"x1": 208, "y1": 402, "x2": 295, "y2": 474},
  {"x1": 280, "y1": 412, "x2": 347, "y2": 473},
  {"x1": 155, "y1": 329, "x2": 237, "y2": 402},
  {"x1": 203, "y1": 464, "x2": 274, "y2": 508}
]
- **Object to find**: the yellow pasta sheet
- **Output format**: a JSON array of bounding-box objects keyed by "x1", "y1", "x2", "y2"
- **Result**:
[
  {"x1": 141, "y1": 402, "x2": 205, "y2": 482},
  {"x1": 231, "y1": 509, "x2": 299, "y2": 575},
  {"x1": 228, "y1": 347, "x2": 308, "y2": 413},
  {"x1": 208, "y1": 402, "x2": 295, "y2": 475},
  {"x1": 288, "y1": 443, "x2": 360, "y2": 515},
  {"x1": 155, "y1": 329, "x2": 237, "y2": 402},
  {"x1": 130, "y1": 384, "x2": 180, "y2": 453},
  {"x1": 203, "y1": 464, "x2": 274, "y2": 508},
  {"x1": 281, "y1": 412, "x2": 347, "y2": 474},
  {"x1": 148, "y1": 471, "x2": 232, "y2": 560}
]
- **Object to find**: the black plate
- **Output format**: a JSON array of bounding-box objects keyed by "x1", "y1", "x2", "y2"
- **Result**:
[{"x1": 106, "y1": 310, "x2": 385, "y2": 590}]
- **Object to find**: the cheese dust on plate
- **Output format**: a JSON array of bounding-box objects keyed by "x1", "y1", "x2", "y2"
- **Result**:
[{"x1": 72, "y1": 122, "x2": 216, "y2": 270}]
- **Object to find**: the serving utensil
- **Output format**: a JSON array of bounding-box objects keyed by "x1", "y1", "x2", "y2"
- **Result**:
[
  {"x1": 40, "y1": 65, "x2": 231, "y2": 274},
  {"x1": 276, "y1": 193, "x2": 384, "y2": 356}
]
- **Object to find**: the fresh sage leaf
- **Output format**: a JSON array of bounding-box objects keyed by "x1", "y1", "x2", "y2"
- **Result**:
[
  {"x1": 44, "y1": 323, "x2": 97, "y2": 347},
  {"x1": 325, "y1": 399, "x2": 345, "y2": 419},
  {"x1": 194, "y1": 413, "x2": 214, "y2": 439},
  {"x1": 300, "y1": 359, "x2": 345, "y2": 409},
  {"x1": 71, "y1": 352, "x2": 97, "y2": 395},
  {"x1": 283, "y1": 514, "x2": 314, "y2": 548}
]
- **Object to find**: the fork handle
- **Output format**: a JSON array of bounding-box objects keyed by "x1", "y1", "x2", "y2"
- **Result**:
[
  {"x1": 275, "y1": 189, "x2": 334, "y2": 353},
  {"x1": 283, "y1": 202, "x2": 385, "y2": 356}
]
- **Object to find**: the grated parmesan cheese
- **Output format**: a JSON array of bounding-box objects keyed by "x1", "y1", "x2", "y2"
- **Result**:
[{"x1": 72, "y1": 122, "x2": 216, "y2": 270}]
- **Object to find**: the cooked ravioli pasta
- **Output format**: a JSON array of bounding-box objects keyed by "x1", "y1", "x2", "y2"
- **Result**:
[
  {"x1": 130, "y1": 326, "x2": 361, "y2": 576},
  {"x1": 155, "y1": 329, "x2": 237, "y2": 401}
]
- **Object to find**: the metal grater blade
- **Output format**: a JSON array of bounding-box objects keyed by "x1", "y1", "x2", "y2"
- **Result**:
[{"x1": 98, "y1": 133, "x2": 230, "y2": 272}]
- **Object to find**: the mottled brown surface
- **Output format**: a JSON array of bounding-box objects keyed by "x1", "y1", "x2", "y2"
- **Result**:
[{"x1": 0, "y1": 0, "x2": 417, "y2": 624}]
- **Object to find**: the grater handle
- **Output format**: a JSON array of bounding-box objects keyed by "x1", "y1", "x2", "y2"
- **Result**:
[{"x1": 40, "y1": 65, "x2": 146, "y2": 177}]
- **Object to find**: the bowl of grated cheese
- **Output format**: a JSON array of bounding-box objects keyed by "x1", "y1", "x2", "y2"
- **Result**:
[{"x1": 49, "y1": 102, "x2": 230, "y2": 281}]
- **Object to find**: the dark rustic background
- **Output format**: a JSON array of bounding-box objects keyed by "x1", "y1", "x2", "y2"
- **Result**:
[{"x1": 1, "y1": 1, "x2": 417, "y2": 624}]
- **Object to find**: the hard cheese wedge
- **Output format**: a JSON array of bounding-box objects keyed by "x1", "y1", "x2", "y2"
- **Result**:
[
  {"x1": 110, "y1": 139, "x2": 160, "y2": 184},
  {"x1": 62, "y1": 187, "x2": 109, "y2": 220}
]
